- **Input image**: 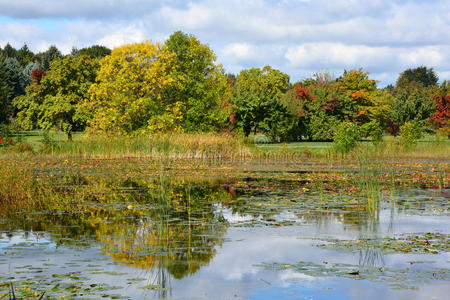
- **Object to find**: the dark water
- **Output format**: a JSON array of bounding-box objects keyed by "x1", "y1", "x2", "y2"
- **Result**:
[{"x1": 0, "y1": 175, "x2": 449, "y2": 299}]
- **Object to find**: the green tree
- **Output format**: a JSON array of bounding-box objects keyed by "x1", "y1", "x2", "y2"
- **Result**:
[
  {"x1": 231, "y1": 66, "x2": 291, "y2": 140},
  {"x1": 390, "y1": 81, "x2": 437, "y2": 129},
  {"x1": 16, "y1": 44, "x2": 35, "y2": 66},
  {"x1": 14, "y1": 55, "x2": 99, "y2": 140},
  {"x1": 72, "y1": 45, "x2": 111, "y2": 59},
  {"x1": 83, "y1": 41, "x2": 178, "y2": 135},
  {"x1": 1, "y1": 43, "x2": 17, "y2": 59},
  {"x1": 0, "y1": 54, "x2": 14, "y2": 123},
  {"x1": 5, "y1": 57, "x2": 27, "y2": 97},
  {"x1": 164, "y1": 31, "x2": 227, "y2": 131},
  {"x1": 396, "y1": 66, "x2": 438, "y2": 89},
  {"x1": 35, "y1": 45, "x2": 63, "y2": 71}
]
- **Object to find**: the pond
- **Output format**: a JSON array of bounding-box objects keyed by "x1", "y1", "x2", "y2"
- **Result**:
[{"x1": 0, "y1": 163, "x2": 449, "y2": 299}]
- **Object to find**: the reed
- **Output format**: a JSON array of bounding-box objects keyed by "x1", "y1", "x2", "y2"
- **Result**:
[
  {"x1": 46, "y1": 132, "x2": 252, "y2": 160},
  {"x1": 1, "y1": 132, "x2": 448, "y2": 167},
  {"x1": 0, "y1": 162, "x2": 73, "y2": 212},
  {"x1": 0, "y1": 162, "x2": 44, "y2": 210}
]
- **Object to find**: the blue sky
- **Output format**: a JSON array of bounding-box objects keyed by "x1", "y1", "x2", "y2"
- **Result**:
[{"x1": 0, "y1": 0, "x2": 449, "y2": 86}]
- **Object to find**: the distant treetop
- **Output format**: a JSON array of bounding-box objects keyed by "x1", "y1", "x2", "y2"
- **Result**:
[
  {"x1": 396, "y1": 66, "x2": 438, "y2": 89},
  {"x1": 72, "y1": 45, "x2": 112, "y2": 59}
]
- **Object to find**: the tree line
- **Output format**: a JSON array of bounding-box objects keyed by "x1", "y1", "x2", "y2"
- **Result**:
[{"x1": 0, "y1": 31, "x2": 448, "y2": 141}]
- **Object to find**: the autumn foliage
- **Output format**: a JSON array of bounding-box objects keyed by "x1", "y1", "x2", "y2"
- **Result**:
[
  {"x1": 30, "y1": 68, "x2": 46, "y2": 84},
  {"x1": 295, "y1": 86, "x2": 314, "y2": 101},
  {"x1": 430, "y1": 94, "x2": 450, "y2": 137}
]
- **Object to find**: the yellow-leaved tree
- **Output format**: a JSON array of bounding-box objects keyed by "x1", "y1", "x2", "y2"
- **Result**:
[{"x1": 81, "y1": 41, "x2": 181, "y2": 135}]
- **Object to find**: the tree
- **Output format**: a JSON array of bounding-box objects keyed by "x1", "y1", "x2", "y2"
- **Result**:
[
  {"x1": 396, "y1": 66, "x2": 438, "y2": 89},
  {"x1": 231, "y1": 66, "x2": 291, "y2": 140},
  {"x1": 2, "y1": 43, "x2": 17, "y2": 59},
  {"x1": 82, "y1": 41, "x2": 178, "y2": 135},
  {"x1": 73, "y1": 45, "x2": 111, "y2": 59},
  {"x1": 36, "y1": 45, "x2": 63, "y2": 71},
  {"x1": 22, "y1": 61, "x2": 41, "y2": 86},
  {"x1": 14, "y1": 55, "x2": 99, "y2": 140},
  {"x1": 30, "y1": 68, "x2": 46, "y2": 84},
  {"x1": 390, "y1": 81, "x2": 437, "y2": 129},
  {"x1": 430, "y1": 81, "x2": 450, "y2": 137},
  {"x1": 0, "y1": 54, "x2": 14, "y2": 123},
  {"x1": 164, "y1": 31, "x2": 227, "y2": 131},
  {"x1": 16, "y1": 44, "x2": 35, "y2": 66},
  {"x1": 0, "y1": 54, "x2": 29, "y2": 123},
  {"x1": 5, "y1": 57, "x2": 27, "y2": 97},
  {"x1": 336, "y1": 69, "x2": 380, "y2": 125},
  {"x1": 429, "y1": 94, "x2": 450, "y2": 137},
  {"x1": 294, "y1": 81, "x2": 343, "y2": 141}
]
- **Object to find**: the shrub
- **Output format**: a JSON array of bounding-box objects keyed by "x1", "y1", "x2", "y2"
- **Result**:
[
  {"x1": 8, "y1": 142, "x2": 34, "y2": 153},
  {"x1": 360, "y1": 120, "x2": 383, "y2": 144},
  {"x1": 399, "y1": 121, "x2": 422, "y2": 150},
  {"x1": 333, "y1": 122, "x2": 360, "y2": 155}
]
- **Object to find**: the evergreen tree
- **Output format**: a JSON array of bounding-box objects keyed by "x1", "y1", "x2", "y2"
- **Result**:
[{"x1": 0, "y1": 55, "x2": 14, "y2": 123}]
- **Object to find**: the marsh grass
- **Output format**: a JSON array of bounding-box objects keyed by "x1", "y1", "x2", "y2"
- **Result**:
[
  {"x1": 1, "y1": 130, "x2": 448, "y2": 163},
  {"x1": 354, "y1": 153, "x2": 385, "y2": 214},
  {"x1": 50, "y1": 133, "x2": 252, "y2": 160},
  {"x1": 0, "y1": 162, "x2": 45, "y2": 211},
  {"x1": 0, "y1": 162, "x2": 73, "y2": 213},
  {"x1": 361, "y1": 136, "x2": 450, "y2": 160}
]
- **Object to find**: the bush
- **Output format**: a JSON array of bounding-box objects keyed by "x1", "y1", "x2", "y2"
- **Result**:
[
  {"x1": 399, "y1": 121, "x2": 422, "y2": 150},
  {"x1": 333, "y1": 122, "x2": 360, "y2": 155},
  {"x1": 360, "y1": 120, "x2": 383, "y2": 144},
  {"x1": 8, "y1": 142, "x2": 34, "y2": 153}
]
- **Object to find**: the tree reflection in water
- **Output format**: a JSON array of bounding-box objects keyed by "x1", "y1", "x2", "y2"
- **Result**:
[{"x1": 1, "y1": 176, "x2": 234, "y2": 298}]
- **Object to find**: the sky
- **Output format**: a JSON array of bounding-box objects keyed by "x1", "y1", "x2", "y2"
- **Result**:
[{"x1": 0, "y1": 0, "x2": 449, "y2": 87}]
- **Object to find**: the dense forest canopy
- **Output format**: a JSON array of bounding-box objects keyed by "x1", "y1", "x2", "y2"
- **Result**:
[{"x1": 0, "y1": 33, "x2": 449, "y2": 140}]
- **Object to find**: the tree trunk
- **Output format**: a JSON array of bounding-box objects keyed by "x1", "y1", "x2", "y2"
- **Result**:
[{"x1": 67, "y1": 131, "x2": 73, "y2": 141}]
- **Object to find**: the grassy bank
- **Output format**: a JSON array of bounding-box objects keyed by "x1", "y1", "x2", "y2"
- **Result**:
[{"x1": 0, "y1": 131, "x2": 449, "y2": 161}]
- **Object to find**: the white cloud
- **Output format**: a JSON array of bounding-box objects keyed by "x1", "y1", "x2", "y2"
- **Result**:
[
  {"x1": 223, "y1": 43, "x2": 254, "y2": 61},
  {"x1": 97, "y1": 25, "x2": 147, "y2": 49},
  {"x1": 160, "y1": 2, "x2": 214, "y2": 30},
  {"x1": 401, "y1": 47, "x2": 444, "y2": 66},
  {"x1": 285, "y1": 43, "x2": 393, "y2": 69},
  {"x1": 285, "y1": 43, "x2": 450, "y2": 77}
]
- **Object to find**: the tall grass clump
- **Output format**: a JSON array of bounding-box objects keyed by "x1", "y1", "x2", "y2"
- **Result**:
[
  {"x1": 355, "y1": 154, "x2": 384, "y2": 214},
  {"x1": 0, "y1": 161, "x2": 77, "y2": 214},
  {"x1": 0, "y1": 163, "x2": 45, "y2": 210}
]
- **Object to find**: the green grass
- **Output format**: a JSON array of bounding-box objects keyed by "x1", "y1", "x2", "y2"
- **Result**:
[{"x1": 14, "y1": 130, "x2": 84, "y2": 151}]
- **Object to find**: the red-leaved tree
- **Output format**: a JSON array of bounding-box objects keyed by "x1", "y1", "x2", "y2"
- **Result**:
[
  {"x1": 430, "y1": 94, "x2": 450, "y2": 137},
  {"x1": 30, "y1": 68, "x2": 46, "y2": 84}
]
